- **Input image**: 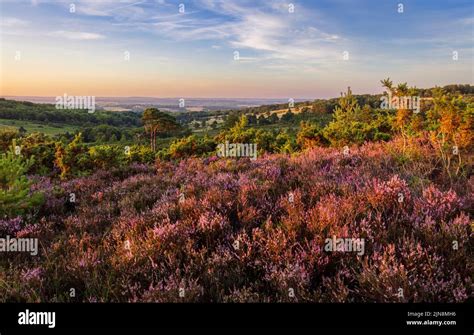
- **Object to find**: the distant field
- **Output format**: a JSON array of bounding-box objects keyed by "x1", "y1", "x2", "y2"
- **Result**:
[
  {"x1": 262, "y1": 105, "x2": 311, "y2": 117},
  {"x1": 0, "y1": 118, "x2": 79, "y2": 135}
]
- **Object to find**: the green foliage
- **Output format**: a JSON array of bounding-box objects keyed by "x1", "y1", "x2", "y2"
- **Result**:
[
  {"x1": 267, "y1": 113, "x2": 279, "y2": 124},
  {"x1": 427, "y1": 91, "x2": 474, "y2": 177},
  {"x1": 297, "y1": 121, "x2": 327, "y2": 149},
  {"x1": 223, "y1": 113, "x2": 240, "y2": 129},
  {"x1": 0, "y1": 142, "x2": 43, "y2": 217},
  {"x1": 275, "y1": 131, "x2": 297, "y2": 153},
  {"x1": 324, "y1": 88, "x2": 393, "y2": 147},
  {"x1": 0, "y1": 118, "x2": 80, "y2": 136},
  {"x1": 0, "y1": 129, "x2": 18, "y2": 152},
  {"x1": 142, "y1": 108, "x2": 179, "y2": 130},
  {"x1": 312, "y1": 100, "x2": 336, "y2": 113},
  {"x1": 216, "y1": 115, "x2": 294, "y2": 154},
  {"x1": 54, "y1": 133, "x2": 90, "y2": 179},
  {"x1": 1, "y1": 82, "x2": 471, "y2": 180},
  {"x1": 0, "y1": 98, "x2": 142, "y2": 127},
  {"x1": 127, "y1": 145, "x2": 156, "y2": 164},
  {"x1": 253, "y1": 128, "x2": 278, "y2": 153},
  {"x1": 160, "y1": 135, "x2": 216, "y2": 160},
  {"x1": 257, "y1": 115, "x2": 271, "y2": 126},
  {"x1": 142, "y1": 108, "x2": 180, "y2": 151},
  {"x1": 18, "y1": 133, "x2": 56, "y2": 175},
  {"x1": 81, "y1": 125, "x2": 136, "y2": 143},
  {"x1": 89, "y1": 145, "x2": 127, "y2": 170}
]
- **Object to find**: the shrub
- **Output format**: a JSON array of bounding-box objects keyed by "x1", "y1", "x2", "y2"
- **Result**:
[
  {"x1": 296, "y1": 121, "x2": 327, "y2": 150},
  {"x1": 127, "y1": 145, "x2": 156, "y2": 164},
  {"x1": 89, "y1": 145, "x2": 127, "y2": 170},
  {"x1": 0, "y1": 129, "x2": 19, "y2": 152},
  {"x1": 0, "y1": 143, "x2": 43, "y2": 218},
  {"x1": 18, "y1": 133, "x2": 56, "y2": 175},
  {"x1": 54, "y1": 133, "x2": 90, "y2": 179},
  {"x1": 160, "y1": 135, "x2": 216, "y2": 160}
]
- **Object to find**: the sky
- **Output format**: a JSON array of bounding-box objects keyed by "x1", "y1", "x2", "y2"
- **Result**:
[{"x1": 0, "y1": 0, "x2": 473, "y2": 98}]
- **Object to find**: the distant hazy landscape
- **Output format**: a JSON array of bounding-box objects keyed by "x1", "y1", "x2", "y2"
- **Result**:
[{"x1": 2, "y1": 96, "x2": 307, "y2": 112}]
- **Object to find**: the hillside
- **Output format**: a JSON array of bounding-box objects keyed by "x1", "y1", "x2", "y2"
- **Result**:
[
  {"x1": 1, "y1": 81, "x2": 473, "y2": 303},
  {"x1": 1, "y1": 138, "x2": 472, "y2": 302}
]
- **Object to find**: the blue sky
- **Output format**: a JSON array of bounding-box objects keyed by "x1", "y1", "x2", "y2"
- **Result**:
[{"x1": 0, "y1": 0, "x2": 473, "y2": 98}]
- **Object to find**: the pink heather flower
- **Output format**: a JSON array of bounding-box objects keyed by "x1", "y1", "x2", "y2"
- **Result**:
[
  {"x1": 22, "y1": 267, "x2": 43, "y2": 282},
  {"x1": 0, "y1": 217, "x2": 22, "y2": 235}
]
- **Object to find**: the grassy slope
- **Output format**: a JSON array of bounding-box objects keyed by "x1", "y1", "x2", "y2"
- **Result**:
[{"x1": 0, "y1": 118, "x2": 80, "y2": 135}]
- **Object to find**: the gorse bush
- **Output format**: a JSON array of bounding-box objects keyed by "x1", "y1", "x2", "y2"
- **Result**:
[
  {"x1": 0, "y1": 129, "x2": 19, "y2": 152},
  {"x1": 127, "y1": 145, "x2": 156, "y2": 164},
  {"x1": 159, "y1": 135, "x2": 216, "y2": 160},
  {"x1": 18, "y1": 133, "x2": 56, "y2": 175},
  {"x1": 89, "y1": 145, "x2": 127, "y2": 170},
  {"x1": 297, "y1": 121, "x2": 327, "y2": 150},
  {"x1": 54, "y1": 133, "x2": 90, "y2": 179}
]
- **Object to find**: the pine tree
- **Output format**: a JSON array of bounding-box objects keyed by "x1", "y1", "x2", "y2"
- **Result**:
[{"x1": 0, "y1": 142, "x2": 43, "y2": 217}]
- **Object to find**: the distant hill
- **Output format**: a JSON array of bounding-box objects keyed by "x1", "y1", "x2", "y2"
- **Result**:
[{"x1": 0, "y1": 98, "x2": 142, "y2": 127}]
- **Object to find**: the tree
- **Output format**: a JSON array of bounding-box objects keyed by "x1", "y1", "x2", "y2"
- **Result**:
[
  {"x1": 223, "y1": 113, "x2": 240, "y2": 129},
  {"x1": 268, "y1": 113, "x2": 279, "y2": 124},
  {"x1": 142, "y1": 108, "x2": 180, "y2": 151},
  {"x1": 246, "y1": 113, "x2": 258, "y2": 125},
  {"x1": 323, "y1": 87, "x2": 366, "y2": 146},
  {"x1": 276, "y1": 131, "x2": 297, "y2": 153},
  {"x1": 323, "y1": 87, "x2": 394, "y2": 146},
  {"x1": 428, "y1": 91, "x2": 473, "y2": 178},
  {"x1": 0, "y1": 142, "x2": 43, "y2": 217},
  {"x1": 396, "y1": 82, "x2": 409, "y2": 96},
  {"x1": 281, "y1": 110, "x2": 295, "y2": 123},
  {"x1": 381, "y1": 78, "x2": 394, "y2": 95},
  {"x1": 257, "y1": 115, "x2": 270, "y2": 125},
  {"x1": 395, "y1": 83, "x2": 413, "y2": 146}
]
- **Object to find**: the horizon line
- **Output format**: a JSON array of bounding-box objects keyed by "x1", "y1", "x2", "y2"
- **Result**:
[{"x1": 1, "y1": 95, "x2": 324, "y2": 101}]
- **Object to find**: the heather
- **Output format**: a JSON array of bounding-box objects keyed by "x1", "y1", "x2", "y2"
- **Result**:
[
  {"x1": 1, "y1": 138, "x2": 472, "y2": 302},
  {"x1": 1, "y1": 81, "x2": 473, "y2": 303}
]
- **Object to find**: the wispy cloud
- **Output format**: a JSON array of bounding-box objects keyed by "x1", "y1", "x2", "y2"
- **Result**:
[
  {"x1": 458, "y1": 16, "x2": 474, "y2": 25},
  {"x1": 141, "y1": 0, "x2": 346, "y2": 68},
  {"x1": 0, "y1": 17, "x2": 29, "y2": 27},
  {"x1": 10, "y1": 0, "x2": 345, "y2": 69},
  {"x1": 49, "y1": 30, "x2": 105, "y2": 40}
]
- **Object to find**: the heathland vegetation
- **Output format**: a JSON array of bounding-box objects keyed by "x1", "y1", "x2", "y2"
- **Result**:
[{"x1": 0, "y1": 80, "x2": 472, "y2": 302}]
